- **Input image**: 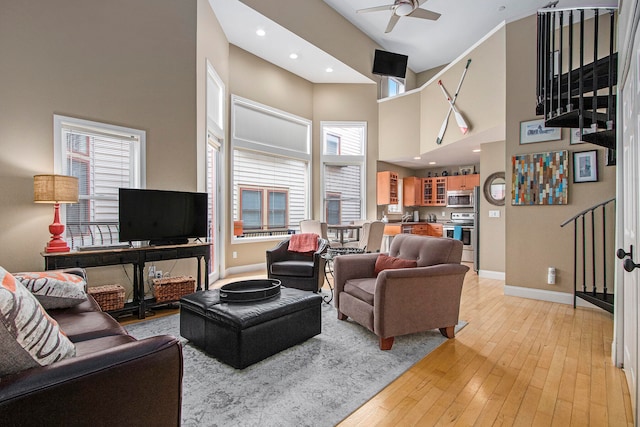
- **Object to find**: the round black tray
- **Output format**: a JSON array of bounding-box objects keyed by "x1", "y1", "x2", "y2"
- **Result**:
[{"x1": 219, "y1": 279, "x2": 281, "y2": 303}]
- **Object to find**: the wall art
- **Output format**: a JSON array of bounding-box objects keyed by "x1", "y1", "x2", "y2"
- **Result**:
[
  {"x1": 512, "y1": 150, "x2": 568, "y2": 205},
  {"x1": 573, "y1": 150, "x2": 598, "y2": 183},
  {"x1": 520, "y1": 119, "x2": 562, "y2": 144}
]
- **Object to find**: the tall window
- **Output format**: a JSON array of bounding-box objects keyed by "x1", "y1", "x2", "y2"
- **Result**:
[
  {"x1": 231, "y1": 96, "x2": 311, "y2": 239},
  {"x1": 321, "y1": 122, "x2": 366, "y2": 225},
  {"x1": 54, "y1": 115, "x2": 145, "y2": 247}
]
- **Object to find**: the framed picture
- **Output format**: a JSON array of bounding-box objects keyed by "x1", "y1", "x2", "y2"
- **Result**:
[
  {"x1": 570, "y1": 127, "x2": 596, "y2": 144},
  {"x1": 520, "y1": 119, "x2": 562, "y2": 144},
  {"x1": 573, "y1": 150, "x2": 598, "y2": 183}
]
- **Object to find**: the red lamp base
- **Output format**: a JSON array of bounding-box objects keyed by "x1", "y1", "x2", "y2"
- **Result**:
[{"x1": 45, "y1": 203, "x2": 71, "y2": 253}]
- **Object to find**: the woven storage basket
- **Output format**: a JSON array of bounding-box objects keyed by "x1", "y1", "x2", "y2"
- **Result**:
[
  {"x1": 153, "y1": 276, "x2": 196, "y2": 303},
  {"x1": 88, "y1": 284, "x2": 125, "y2": 311}
]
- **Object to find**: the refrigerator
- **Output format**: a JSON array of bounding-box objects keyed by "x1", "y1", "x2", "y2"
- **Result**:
[{"x1": 473, "y1": 186, "x2": 480, "y2": 272}]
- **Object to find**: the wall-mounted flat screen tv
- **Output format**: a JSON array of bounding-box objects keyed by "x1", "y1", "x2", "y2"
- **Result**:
[
  {"x1": 372, "y1": 49, "x2": 408, "y2": 79},
  {"x1": 118, "y1": 188, "x2": 208, "y2": 246}
]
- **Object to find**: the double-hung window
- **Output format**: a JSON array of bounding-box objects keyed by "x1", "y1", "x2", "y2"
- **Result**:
[
  {"x1": 320, "y1": 122, "x2": 366, "y2": 225},
  {"x1": 231, "y1": 96, "x2": 311, "y2": 240},
  {"x1": 54, "y1": 115, "x2": 145, "y2": 248}
]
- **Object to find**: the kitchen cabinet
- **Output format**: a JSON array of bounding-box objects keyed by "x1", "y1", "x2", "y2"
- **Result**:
[
  {"x1": 421, "y1": 177, "x2": 447, "y2": 206},
  {"x1": 377, "y1": 171, "x2": 399, "y2": 205},
  {"x1": 383, "y1": 223, "x2": 443, "y2": 237},
  {"x1": 447, "y1": 174, "x2": 480, "y2": 190},
  {"x1": 403, "y1": 177, "x2": 423, "y2": 207}
]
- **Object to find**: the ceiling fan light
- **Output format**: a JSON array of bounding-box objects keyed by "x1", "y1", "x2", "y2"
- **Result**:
[{"x1": 395, "y1": 3, "x2": 414, "y2": 16}]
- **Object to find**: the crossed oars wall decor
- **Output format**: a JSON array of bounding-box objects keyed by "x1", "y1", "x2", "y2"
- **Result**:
[{"x1": 436, "y1": 59, "x2": 472, "y2": 145}]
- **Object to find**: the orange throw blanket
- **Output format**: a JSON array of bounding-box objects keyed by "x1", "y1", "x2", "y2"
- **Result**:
[{"x1": 288, "y1": 233, "x2": 318, "y2": 253}]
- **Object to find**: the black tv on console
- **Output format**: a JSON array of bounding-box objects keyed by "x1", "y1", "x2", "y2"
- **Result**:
[
  {"x1": 118, "y1": 188, "x2": 208, "y2": 246},
  {"x1": 372, "y1": 49, "x2": 409, "y2": 79}
]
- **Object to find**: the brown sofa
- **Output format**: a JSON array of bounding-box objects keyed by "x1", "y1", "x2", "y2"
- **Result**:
[
  {"x1": 333, "y1": 234, "x2": 469, "y2": 350},
  {"x1": 0, "y1": 268, "x2": 183, "y2": 426}
]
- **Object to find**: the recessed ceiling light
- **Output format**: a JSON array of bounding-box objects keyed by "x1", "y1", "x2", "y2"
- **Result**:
[
  {"x1": 428, "y1": 161, "x2": 436, "y2": 165},
  {"x1": 289, "y1": 53, "x2": 298, "y2": 60},
  {"x1": 326, "y1": 67, "x2": 334, "y2": 73},
  {"x1": 413, "y1": 156, "x2": 421, "y2": 160},
  {"x1": 473, "y1": 149, "x2": 481, "y2": 153},
  {"x1": 256, "y1": 29, "x2": 266, "y2": 37}
]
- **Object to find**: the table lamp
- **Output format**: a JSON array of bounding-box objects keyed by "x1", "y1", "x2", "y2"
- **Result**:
[{"x1": 34, "y1": 174, "x2": 79, "y2": 253}]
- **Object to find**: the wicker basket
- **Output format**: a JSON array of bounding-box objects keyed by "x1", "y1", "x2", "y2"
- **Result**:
[
  {"x1": 88, "y1": 284, "x2": 125, "y2": 311},
  {"x1": 153, "y1": 276, "x2": 196, "y2": 303}
]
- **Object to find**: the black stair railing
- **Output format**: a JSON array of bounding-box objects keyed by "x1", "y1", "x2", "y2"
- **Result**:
[
  {"x1": 560, "y1": 197, "x2": 616, "y2": 313},
  {"x1": 536, "y1": 4, "x2": 618, "y2": 150}
]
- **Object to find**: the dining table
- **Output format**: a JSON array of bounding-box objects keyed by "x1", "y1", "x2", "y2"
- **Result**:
[{"x1": 327, "y1": 223, "x2": 362, "y2": 245}]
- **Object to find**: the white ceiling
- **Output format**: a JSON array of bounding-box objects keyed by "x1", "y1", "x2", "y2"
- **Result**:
[{"x1": 208, "y1": 0, "x2": 617, "y2": 168}]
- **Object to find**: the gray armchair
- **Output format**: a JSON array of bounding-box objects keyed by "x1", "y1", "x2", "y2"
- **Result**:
[{"x1": 333, "y1": 234, "x2": 469, "y2": 350}]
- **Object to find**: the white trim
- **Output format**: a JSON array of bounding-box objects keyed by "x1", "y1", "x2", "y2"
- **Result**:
[
  {"x1": 504, "y1": 285, "x2": 603, "y2": 310},
  {"x1": 224, "y1": 262, "x2": 266, "y2": 277},
  {"x1": 479, "y1": 270, "x2": 505, "y2": 280},
  {"x1": 378, "y1": 21, "x2": 506, "y2": 104}
]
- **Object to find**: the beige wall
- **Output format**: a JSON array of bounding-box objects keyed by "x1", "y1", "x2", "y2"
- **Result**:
[
  {"x1": 378, "y1": 92, "x2": 422, "y2": 160},
  {"x1": 238, "y1": 0, "x2": 418, "y2": 91},
  {"x1": 479, "y1": 141, "x2": 506, "y2": 273},
  {"x1": 226, "y1": 46, "x2": 380, "y2": 270},
  {"x1": 0, "y1": 0, "x2": 198, "y2": 298},
  {"x1": 377, "y1": 25, "x2": 506, "y2": 162},
  {"x1": 504, "y1": 15, "x2": 616, "y2": 293},
  {"x1": 312, "y1": 84, "x2": 379, "y2": 220}
]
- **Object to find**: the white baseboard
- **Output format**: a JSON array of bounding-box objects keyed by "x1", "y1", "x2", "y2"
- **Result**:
[
  {"x1": 224, "y1": 262, "x2": 265, "y2": 278},
  {"x1": 478, "y1": 270, "x2": 505, "y2": 280},
  {"x1": 504, "y1": 285, "x2": 601, "y2": 310}
]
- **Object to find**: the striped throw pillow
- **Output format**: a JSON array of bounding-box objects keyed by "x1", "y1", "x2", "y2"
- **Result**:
[
  {"x1": 14, "y1": 271, "x2": 87, "y2": 309},
  {"x1": 0, "y1": 267, "x2": 76, "y2": 376}
]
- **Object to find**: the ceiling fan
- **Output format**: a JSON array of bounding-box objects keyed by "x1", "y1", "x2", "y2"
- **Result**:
[{"x1": 357, "y1": 0, "x2": 441, "y2": 33}]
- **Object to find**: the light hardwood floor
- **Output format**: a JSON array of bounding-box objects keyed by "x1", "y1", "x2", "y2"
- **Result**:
[
  {"x1": 120, "y1": 269, "x2": 634, "y2": 425},
  {"x1": 337, "y1": 271, "x2": 634, "y2": 426}
]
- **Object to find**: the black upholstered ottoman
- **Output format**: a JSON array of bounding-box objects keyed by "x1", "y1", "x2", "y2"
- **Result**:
[{"x1": 180, "y1": 287, "x2": 322, "y2": 369}]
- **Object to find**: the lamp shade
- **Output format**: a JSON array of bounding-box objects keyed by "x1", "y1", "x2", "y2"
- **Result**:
[{"x1": 33, "y1": 175, "x2": 79, "y2": 204}]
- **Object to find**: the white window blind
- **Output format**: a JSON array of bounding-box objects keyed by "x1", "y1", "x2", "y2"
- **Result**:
[{"x1": 54, "y1": 115, "x2": 145, "y2": 247}]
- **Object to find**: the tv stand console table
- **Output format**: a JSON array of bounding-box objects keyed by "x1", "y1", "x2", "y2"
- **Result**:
[{"x1": 42, "y1": 242, "x2": 210, "y2": 319}]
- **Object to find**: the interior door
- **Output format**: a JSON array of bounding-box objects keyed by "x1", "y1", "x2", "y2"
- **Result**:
[{"x1": 621, "y1": 60, "x2": 639, "y2": 421}]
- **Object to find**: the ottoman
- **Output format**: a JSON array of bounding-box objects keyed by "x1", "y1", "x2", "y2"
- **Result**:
[{"x1": 180, "y1": 287, "x2": 322, "y2": 369}]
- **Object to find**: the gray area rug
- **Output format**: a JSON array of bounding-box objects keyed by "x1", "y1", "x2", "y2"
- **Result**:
[{"x1": 126, "y1": 302, "x2": 466, "y2": 427}]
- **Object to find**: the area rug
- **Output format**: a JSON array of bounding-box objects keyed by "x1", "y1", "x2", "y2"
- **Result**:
[{"x1": 126, "y1": 302, "x2": 466, "y2": 427}]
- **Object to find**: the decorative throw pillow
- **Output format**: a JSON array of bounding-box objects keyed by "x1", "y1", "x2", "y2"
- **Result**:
[
  {"x1": 13, "y1": 271, "x2": 87, "y2": 309},
  {"x1": 374, "y1": 254, "x2": 418, "y2": 275},
  {"x1": 0, "y1": 267, "x2": 76, "y2": 377}
]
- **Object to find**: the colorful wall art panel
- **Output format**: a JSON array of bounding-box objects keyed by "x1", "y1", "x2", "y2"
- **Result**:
[{"x1": 512, "y1": 150, "x2": 568, "y2": 205}]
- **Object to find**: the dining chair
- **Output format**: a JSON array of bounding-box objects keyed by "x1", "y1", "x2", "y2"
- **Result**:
[{"x1": 343, "y1": 221, "x2": 384, "y2": 253}]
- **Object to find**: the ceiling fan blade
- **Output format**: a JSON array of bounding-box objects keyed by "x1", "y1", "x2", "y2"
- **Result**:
[
  {"x1": 385, "y1": 14, "x2": 401, "y2": 33},
  {"x1": 408, "y1": 8, "x2": 441, "y2": 20},
  {"x1": 357, "y1": 5, "x2": 394, "y2": 14}
]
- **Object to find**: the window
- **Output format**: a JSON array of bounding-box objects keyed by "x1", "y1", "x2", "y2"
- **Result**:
[
  {"x1": 54, "y1": 115, "x2": 145, "y2": 248},
  {"x1": 321, "y1": 122, "x2": 366, "y2": 225},
  {"x1": 231, "y1": 96, "x2": 311, "y2": 240},
  {"x1": 325, "y1": 134, "x2": 340, "y2": 155},
  {"x1": 239, "y1": 187, "x2": 288, "y2": 230},
  {"x1": 387, "y1": 77, "x2": 405, "y2": 97}
]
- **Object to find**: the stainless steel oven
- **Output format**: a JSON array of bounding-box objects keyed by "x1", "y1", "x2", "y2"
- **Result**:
[
  {"x1": 443, "y1": 212, "x2": 475, "y2": 262},
  {"x1": 446, "y1": 190, "x2": 474, "y2": 208},
  {"x1": 443, "y1": 226, "x2": 473, "y2": 246}
]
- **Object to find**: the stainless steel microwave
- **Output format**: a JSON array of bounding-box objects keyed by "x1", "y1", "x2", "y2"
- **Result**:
[{"x1": 446, "y1": 190, "x2": 474, "y2": 208}]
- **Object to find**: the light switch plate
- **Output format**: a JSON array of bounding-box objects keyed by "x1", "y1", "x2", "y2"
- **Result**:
[{"x1": 489, "y1": 210, "x2": 501, "y2": 218}]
